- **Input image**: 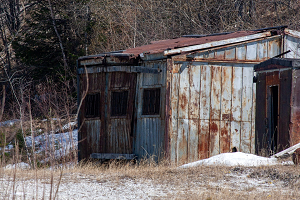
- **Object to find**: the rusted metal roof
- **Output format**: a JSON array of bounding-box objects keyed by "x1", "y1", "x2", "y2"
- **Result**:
[{"x1": 124, "y1": 31, "x2": 260, "y2": 56}]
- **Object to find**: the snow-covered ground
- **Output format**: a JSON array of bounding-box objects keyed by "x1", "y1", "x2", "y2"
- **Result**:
[
  {"x1": 25, "y1": 129, "x2": 78, "y2": 162},
  {"x1": 1, "y1": 120, "x2": 300, "y2": 199},
  {"x1": 180, "y1": 152, "x2": 293, "y2": 168}
]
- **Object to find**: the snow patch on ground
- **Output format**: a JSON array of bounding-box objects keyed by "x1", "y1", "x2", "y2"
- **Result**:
[
  {"x1": 180, "y1": 152, "x2": 280, "y2": 168},
  {"x1": 5, "y1": 162, "x2": 30, "y2": 170},
  {"x1": 25, "y1": 130, "x2": 78, "y2": 161}
]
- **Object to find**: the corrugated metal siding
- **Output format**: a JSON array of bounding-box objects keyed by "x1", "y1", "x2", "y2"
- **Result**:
[
  {"x1": 290, "y1": 69, "x2": 300, "y2": 146},
  {"x1": 135, "y1": 61, "x2": 166, "y2": 160},
  {"x1": 285, "y1": 35, "x2": 300, "y2": 59},
  {"x1": 78, "y1": 73, "x2": 105, "y2": 160},
  {"x1": 169, "y1": 36, "x2": 282, "y2": 164},
  {"x1": 170, "y1": 63, "x2": 257, "y2": 164},
  {"x1": 191, "y1": 36, "x2": 281, "y2": 61}
]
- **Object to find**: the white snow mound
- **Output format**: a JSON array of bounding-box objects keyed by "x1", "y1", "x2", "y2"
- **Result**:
[
  {"x1": 5, "y1": 162, "x2": 30, "y2": 170},
  {"x1": 180, "y1": 152, "x2": 279, "y2": 168}
]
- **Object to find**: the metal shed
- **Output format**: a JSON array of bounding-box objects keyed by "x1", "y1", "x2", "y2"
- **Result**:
[
  {"x1": 254, "y1": 58, "x2": 300, "y2": 156},
  {"x1": 77, "y1": 26, "x2": 300, "y2": 164}
]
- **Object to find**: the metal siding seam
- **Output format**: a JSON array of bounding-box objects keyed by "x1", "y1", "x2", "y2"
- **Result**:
[{"x1": 251, "y1": 73, "x2": 256, "y2": 154}]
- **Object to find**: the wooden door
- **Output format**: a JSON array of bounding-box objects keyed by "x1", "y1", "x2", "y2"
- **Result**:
[{"x1": 106, "y1": 72, "x2": 136, "y2": 154}]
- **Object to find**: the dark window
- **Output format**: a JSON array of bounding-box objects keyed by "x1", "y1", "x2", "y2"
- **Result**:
[
  {"x1": 111, "y1": 91, "x2": 128, "y2": 116},
  {"x1": 142, "y1": 88, "x2": 160, "y2": 115},
  {"x1": 85, "y1": 93, "x2": 100, "y2": 118}
]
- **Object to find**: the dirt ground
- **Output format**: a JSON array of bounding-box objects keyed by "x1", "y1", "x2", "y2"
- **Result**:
[{"x1": 1, "y1": 160, "x2": 300, "y2": 200}]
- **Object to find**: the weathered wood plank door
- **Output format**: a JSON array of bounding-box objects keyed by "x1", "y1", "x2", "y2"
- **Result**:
[{"x1": 106, "y1": 72, "x2": 136, "y2": 154}]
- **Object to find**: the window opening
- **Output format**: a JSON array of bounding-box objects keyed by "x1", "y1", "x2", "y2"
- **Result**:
[
  {"x1": 142, "y1": 88, "x2": 160, "y2": 115},
  {"x1": 111, "y1": 91, "x2": 128, "y2": 116},
  {"x1": 85, "y1": 93, "x2": 100, "y2": 118}
]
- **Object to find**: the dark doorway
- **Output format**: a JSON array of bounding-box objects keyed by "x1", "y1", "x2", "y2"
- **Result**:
[{"x1": 267, "y1": 85, "x2": 279, "y2": 154}]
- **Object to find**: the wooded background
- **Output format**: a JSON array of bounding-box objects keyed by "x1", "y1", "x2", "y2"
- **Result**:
[{"x1": 0, "y1": 0, "x2": 300, "y2": 120}]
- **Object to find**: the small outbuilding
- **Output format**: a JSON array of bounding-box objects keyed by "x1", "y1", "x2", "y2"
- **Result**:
[
  {"x1": 254, "y1": 58, "x2": 300, "y2": 155},
  {"x1": 77, "y1": 26, "x2": 300, "y2": 164}
]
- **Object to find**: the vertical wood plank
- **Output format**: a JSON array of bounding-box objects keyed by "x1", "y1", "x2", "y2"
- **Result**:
[
  {"x1": 170, "y1": 73, "x2": 179, "y2": 163},
  {"x1": 189, "y1": 65, "x2": 201, "y2": 119},
  {"x1": 257, "y1": 41, "x2": 268, "y2": 60},
  {"x1": 232, "y1": 67, "x2": 243, "y2": 121},
  {"x1": 199, "y1": 120, "x2": 210, "y2": 159},
  {"x1": 221, "y1": 66, "x2": 232, "y2": 121},
  {"x1": 246, "y1": 42, "x2": 257, "y2": 60},
  {"x1": 177, "y1": 119, "x2": 188, "y2": 164},
  {"x1": 220, "y1": 121, "x2": 231, "y2": 153},
  {"x1": 210, "y1": 65, "x2": 222, "y2": 120},
  {"x1": 200, "y1": 65, "x2": 211, "y2": 120},
  {"x1": 231, "y1": 121, "x2": 241, "y2": 151},
  {"x1": 178, "y1": 63, "x2": 189, "y2": 119},
  {"x1": 188, "y1": 119, "x2": 198, "y2": 162},
  {"x1": 240, "y1": 122, "x2": 252, "y2": 153},
  {"x1": 210, "y1": 120, "x2": 220, "y2": 156},
  {"x1": 251, "y1": 75, "x2": 256, "y2": 154},
  {"x1": 242, "y1": 67, "x2": 254, "y2": 122},
  {"x1": 236, "y1": 45, "x2": 246, "y2": 60}
]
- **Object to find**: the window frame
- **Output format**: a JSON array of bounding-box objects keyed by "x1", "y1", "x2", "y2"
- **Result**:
[
  {"x1": 84, "y1": 92, "x2": 101, "y2": 119},
  {"x1": 110, "y1": 90, "x2": 129, "y2": 117},
  {"x1": 142, "y1": 87, "x2": 161, "y2": 116}
]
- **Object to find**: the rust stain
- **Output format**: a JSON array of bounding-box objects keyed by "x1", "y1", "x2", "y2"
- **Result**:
[
  {"x1": 220, "y1": 124, "x2": 230, "y2": 153},
  {"x1": 180, "y1": 94, "x2": 188, "y2": 110},
  {"x1": 222, "y1": 114, "x2": 230, "y2": 120},
  {"x1": 123, "y1": 31, "x2": 261, "y2": 56},
  {"x1": 199, "y1": 121, "x2": 209, "y2": 159},
  {"x1": 210, "y1": 122, "x2": 218, "y2": 133}
]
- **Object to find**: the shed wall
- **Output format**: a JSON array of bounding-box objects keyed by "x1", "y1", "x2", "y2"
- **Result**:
[
  {"x1": 134, "y1": 61, "x2": 167, "y2": 159},
  {"x1": 169, "y1": 36, "x2": 281, "y2": 164}
]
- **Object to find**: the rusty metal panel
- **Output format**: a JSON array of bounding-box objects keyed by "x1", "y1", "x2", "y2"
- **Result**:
[
  {"x1": 215, "y1": 49, "x2": 225, "y2": 60},
  {"x1": 220, "y1": 66, "x2": 232, "y2": 154},
  {"x1": 278, "y1": 69, "x2": 292, "y2": 151},
  {"x1": 246, "y1": 42, "x2": 257, "y2": 60},
  {"x1": 188, "y1": 119, "x2": 198, "y2": 162},
  {"x1": 170, "y1": 73, "x2": 179, "y2": 163},
  {"x1": 210, "y1": 65, "x2": 222, "y2": 120},
  {"x1": 236, "y1": 45, "x2": 246, "y2": 60},
  {"x1": 189, "y1": 64, "x2": 201, "y2": 119},
  {"x1": 240, "y1": 122, "x2": 252, "y2": 153},
  {"x1": 268, "y1": 37, "x2": 281, "y2": 58},
  {"x1": 178, "y1": 63, "x2": 189, "y2": 119},
  {"x1": 251, "y1": 75, "x2": 256, "y2": 154},
  {"x1": 209, "y1": 120, "x2": 220, "y2": 156},
  {"x1": 257, "y1": 40, "x2": 268, "y2": 60},
  {"x1": 231, "y1": 121, "x2": 241, "y2": 151},
  {"x1": 225, "y1": 47, "x2": 236, "y2": 60},
  {"x1": 285, "y1": 35, "x2": 300, "y2": 59},
  {"x1": 231, "y1": 67, "x2": 243, "y2": 121},
  {"x1": 136, "y1": 118, "x2": 163, "y2": 158},
  {"x1": 177, "y1": 119, "x2": 188, "y2": 164},
  {"x1": 242, "y1": 67, "x2": 254, "y2": 121},
  {"x1": 200, "y1": 65, "x2": 211, "y2": 120},
  {"x1": 220, "y1": 121, "x2": 230, "y2": 153},
  {"x1": 142, "y1": 61, "x2": 165, "y2": 86},
  {"x1": 135, "y1": 60, "x2": 166, "y2": 160},
  {"x1": 290, "y1": 69, "x2": 300, "y2": 145},
  {"x1": 199, "y1": 120, "x2": 209, "y2": 159},
  {"x1": 221, "y1": 66, "x2": 232, "y2": 121},
  {"x1": 84, "y1": 119, "x2": 101, "y2": 156}
]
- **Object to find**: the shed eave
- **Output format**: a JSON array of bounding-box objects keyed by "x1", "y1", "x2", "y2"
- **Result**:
[
  {"x1": 284, "y1": 29, "x2": 300, "y2": 39},
  {"x1": 164, "y1": 31, "x2": 272, "y2": 56}
]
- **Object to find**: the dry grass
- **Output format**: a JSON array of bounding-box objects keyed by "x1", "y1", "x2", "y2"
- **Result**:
[{"x1": 1, "y1": 159, "x2": 300, "y2": 199}]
